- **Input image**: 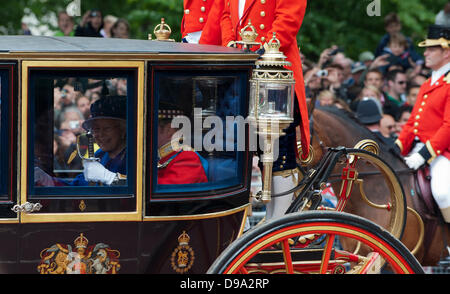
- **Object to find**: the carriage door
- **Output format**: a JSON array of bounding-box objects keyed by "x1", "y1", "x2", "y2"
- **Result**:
[
  {"x1": 0, "y1": 63, "x2": 19, "y2": 273},
  {"x1": 16, "y1": 61, "x2": 144, "y2": 273}
]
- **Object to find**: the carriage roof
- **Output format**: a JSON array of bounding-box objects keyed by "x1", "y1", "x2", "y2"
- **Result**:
[{"x1": 0, "y1": 36, "x2": 256, "y2": 60}]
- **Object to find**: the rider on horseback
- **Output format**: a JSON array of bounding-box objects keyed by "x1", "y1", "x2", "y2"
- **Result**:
[{"x1": 395, "y1": 24, "x2": 450, "y2": 223}]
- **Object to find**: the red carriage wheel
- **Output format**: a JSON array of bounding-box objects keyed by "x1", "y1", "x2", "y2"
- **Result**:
[{"x1": 207, "y1": 211, "x2": 423, "y2": 274}]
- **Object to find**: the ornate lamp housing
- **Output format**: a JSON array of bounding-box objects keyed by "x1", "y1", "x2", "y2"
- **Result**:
[
  {"x1": 248, "y1": 32, "x2": 296, "y2": 203},
  {"x1": 249, "y1": 32, "x2": 295, "y2": 132}
]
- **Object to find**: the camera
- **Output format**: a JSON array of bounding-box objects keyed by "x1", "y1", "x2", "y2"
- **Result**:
[
  {"x1": 69, "y1": 120, "x2": 80, "y2": 130},
  {"x1": 387, "y1": 54, "x2": 400, "y2": 64},
  {"x1": 61, "y1": 89, "x2": 68, "y2": 98},
  {"x1": 315, "y1": 69, "x2": 328, "y2": 77},
  {"x1": 328, "y1": 48, "x2": 340, "y2": 56}
]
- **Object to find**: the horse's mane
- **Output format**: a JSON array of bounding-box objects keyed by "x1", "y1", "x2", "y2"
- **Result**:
[
  {"x1": 314, "y1": 106, "x2": 399, "y2": 158},
  {"x1": 315, "y1": 106, "x2": 369, "y2": 133}
]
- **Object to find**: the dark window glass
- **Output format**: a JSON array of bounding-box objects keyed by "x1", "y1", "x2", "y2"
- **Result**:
[
  {"x1": 153, "y1": 70, "x2": 248, "y2": 194},
  {"x1": 0, "y1": 71, "x2": 9, "y2": 197},
  {"x1": 29, "y1": 70, "x2": 136, "y2": 197}
]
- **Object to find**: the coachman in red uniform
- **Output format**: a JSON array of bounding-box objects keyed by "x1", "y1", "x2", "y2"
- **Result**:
[
  {"x1": 202, "y1": 0, "x2": 310, "y2": 219},
  {"x1": 396, "y1": 25, "x2": 450, "y2": 222},
  {"x1": 181, "y1": 0, "x2": 216, "y2": 43}
]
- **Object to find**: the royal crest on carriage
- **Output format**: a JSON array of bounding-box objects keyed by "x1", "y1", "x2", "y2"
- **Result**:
[
  {"x1": 170, "y1": 231, "x2": 195, "y2": 273},
  {"x1": 37, "y1": 233, "x2": 121, "y2": 274}
]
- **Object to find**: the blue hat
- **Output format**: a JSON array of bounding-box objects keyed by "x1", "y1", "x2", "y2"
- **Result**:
[
  {"x1": 356, "y1": 98, "x2": 382, "y2": 125},
  {"x1": 82, "y1": 95, "x2": 126, "y2": 130}
]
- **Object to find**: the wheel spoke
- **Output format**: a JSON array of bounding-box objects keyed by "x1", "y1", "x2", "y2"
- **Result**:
[
  {"x1": 320, "y1": 234, "x2": 336, "y2": 274},
  {"x1": 281, "y1": 239, "x2": 294, "y2": 274}
]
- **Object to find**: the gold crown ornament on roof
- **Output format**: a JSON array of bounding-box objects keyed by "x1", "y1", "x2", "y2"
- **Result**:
[
  {"x1": 240, "y1": 20, "x2": 258, "y2": 43},
  {"x1": 74, "y1": 233, "x2": 89, "y2": 249},
  {"x1": 153, "y1": 18, "x2": 175, "y2": 42},
  {"x1": 235, "y1": 20, "x2": 261, "y2": 50}
]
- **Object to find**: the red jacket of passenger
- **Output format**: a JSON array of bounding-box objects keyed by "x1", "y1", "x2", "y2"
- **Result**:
[
  {"x1": 218, "y1": 0, "x2": 310, "y2": 159},
  {"x1": 396, "y1": 72, "x2": 450, "y2": 162},
  {"x1": 157, "y1": 144, "x2": 208, "y2": 185}
]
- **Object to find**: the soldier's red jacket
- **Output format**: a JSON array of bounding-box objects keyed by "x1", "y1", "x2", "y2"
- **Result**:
[
  {"x1": 396, "y1": 72, "x2": 450, "y2": 162},
  {"x1": 199, "y1": 0, "x2": 224, "y2": 45},
  {"x1": 216, "y1": 0, "x2": 310, "y2": 159},
  {"x1": 157, "y1": 147, "x2": 208, "y2": 185},
  {"x1": 181, "y1": 0, "x2": 215, "y2": 38}
]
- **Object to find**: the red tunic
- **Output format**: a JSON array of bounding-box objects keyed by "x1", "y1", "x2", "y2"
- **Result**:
[
  {"x1": 181, "y1": 0, "x2": 215, "y2": 38},
  {"x1": 199, "y1": 0, "x2": 224, "y2": 45},
  {"x1": 218, "y1": 0, "x2": 310, "y2": 159},
  {"x1": 157, "y1": 150, "x2": 208, "y2": 185},
  {"x1": 396, "y1": 73, "x2": 450, "y2": 162}
]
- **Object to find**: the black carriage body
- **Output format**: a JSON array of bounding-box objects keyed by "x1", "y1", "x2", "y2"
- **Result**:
[{"x1": 0, "y1": 36, "x2": 258, "y2": 274}]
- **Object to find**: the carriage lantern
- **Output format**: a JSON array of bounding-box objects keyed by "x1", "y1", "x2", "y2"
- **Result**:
[{"x1": 248, "y1": 32, "x2": 295, "y2": 203}]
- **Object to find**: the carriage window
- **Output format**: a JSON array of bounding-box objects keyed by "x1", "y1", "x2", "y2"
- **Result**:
[
  {"x1": 0, "y1": 71, "x2": 9, "y2": 197},
  {"x1": 153, "y1": 71, "x2": 248, "y2": 194},
  {"x1": 29, "y1": 70, "x2": 136, "y2": 196}
]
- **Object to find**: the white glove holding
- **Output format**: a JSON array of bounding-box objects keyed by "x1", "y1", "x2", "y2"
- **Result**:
[
  {"x1": 404, "y1": 153, "x2": 425, "y2": 170},
  {"x1": 83, "y1": 159, "x2": 117, "y2": 185},
  {"x1": 34, "y1": 167, "x2": 55, "y2": 186}
]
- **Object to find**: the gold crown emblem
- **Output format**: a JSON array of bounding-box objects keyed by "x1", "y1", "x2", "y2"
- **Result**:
[
  {"x1": 74, "y1": 233, "x2": 89, "y2": 249},
  {"x1": 239, "y1": 20, "x2": 258, "y2": 43},
  {"x1": 178, "y1": 231, "x2": 190, "y2": 245},
  {"x1": 256, "y1": 32, "x2": 291, "y2": 67},
  {"x1": 154, "y1": 18, "x2": 172, "y2": 41}
]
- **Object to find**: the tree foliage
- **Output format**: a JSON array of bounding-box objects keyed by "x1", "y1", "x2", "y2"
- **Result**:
[
  {"x1": 0, "y1": 0, "x2": 447, "y2": 60},
  {"x1": 299, "y1": 0, "x2": 447, "y2": 61}
]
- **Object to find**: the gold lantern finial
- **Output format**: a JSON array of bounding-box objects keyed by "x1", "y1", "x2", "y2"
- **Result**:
[
  {"x1": 153, "y1": 18, "x2": 175, "y2": 42},
  {"x1": 257, "y1": 32, "x2": 291, "y2": 67}
]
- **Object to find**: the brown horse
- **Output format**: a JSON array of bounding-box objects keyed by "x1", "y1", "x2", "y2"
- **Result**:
[{"x1": 306, "y1": 106, "x2": 449, "y2": 266}]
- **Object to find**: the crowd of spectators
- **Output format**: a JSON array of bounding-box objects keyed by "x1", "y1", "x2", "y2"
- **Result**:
[
  {"x1": 25, "y1": 8, "x2": 131, "y2": 39},
  {"x1": 18, "y1": 6, "x2": 446, "y2": 168},
  {"x1": 302, "y1": 12, "x2": 433, "y2": 148},
  {"x1": 52, "y1": 78, "x2": 127, "y2": 171}
]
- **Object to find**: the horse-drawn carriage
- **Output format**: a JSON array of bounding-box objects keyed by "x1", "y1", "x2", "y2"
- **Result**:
[{"x1": 0, "y1": 29, "x2": 425, "y2": 274}]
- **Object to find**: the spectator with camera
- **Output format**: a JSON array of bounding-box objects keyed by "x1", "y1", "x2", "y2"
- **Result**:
[
  {"x1": 304, "y1": 67, "x2": 324, "y2": 100},
  {"x1": 75, "y1": 9, "x2": 103, "y2": 38},
  {"x1": 323, "y1": 63, "x2": 348, "y2": 102}
]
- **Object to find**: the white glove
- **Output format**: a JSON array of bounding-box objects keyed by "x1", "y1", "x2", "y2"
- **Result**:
[
  {"x1": 34, "y1": 167, "x2": 55, "y2": 186},
  {"x1": 404, "y1": 153, "x2": 425, "y2": 170},
  {"x1": 83, "y1": 159, "x2": 117, "y2": 185}
]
